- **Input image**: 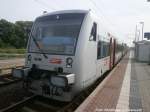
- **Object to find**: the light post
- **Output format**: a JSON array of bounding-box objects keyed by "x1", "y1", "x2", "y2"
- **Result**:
[
  {"x1": 135, "y1": 25, "x2": 137, "y2": 42},
  {"x1": 137, "y1": 30, "x2": 140, "y2": 41},
  {"x1": 140, "y1": 22, "x2": 144, "y2": 40}
]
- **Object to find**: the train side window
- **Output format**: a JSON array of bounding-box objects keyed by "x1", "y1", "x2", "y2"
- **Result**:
[
  {"x1": 97, "y1": 41, "x2": 101, "y2": 59},
  {"x1": 116, "y1": 44, "x2": 123, "y2": 53},
  {"x1": 102, "y1": 42, "x2": 109, "y2": 58},
  {"x1": 89, "y1": 22, "x2": 97, "y2": 41},
  {"x1": 102, "y1": 42, "x2": 106, "y2": 58}
]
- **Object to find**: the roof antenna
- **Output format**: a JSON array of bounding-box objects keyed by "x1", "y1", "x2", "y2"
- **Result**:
[{"x1": 43, "y1": 11, "x2": 47, "y2": 14}]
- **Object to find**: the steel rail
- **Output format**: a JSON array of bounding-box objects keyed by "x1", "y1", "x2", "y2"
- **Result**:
[
  {"x1": 0, "y1": 95, "x2": 37, "y2": 112},
  {"x1": 0, "y1": 76, "x2": 22, "y2": 87},
  {"x1": 0, "y1": 65, "x2": 23, "y2": 76}
]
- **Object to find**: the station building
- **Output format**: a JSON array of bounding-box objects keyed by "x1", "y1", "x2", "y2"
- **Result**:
[{"x1": 134, "y1": 40, "x2": 150, "y2": 62}]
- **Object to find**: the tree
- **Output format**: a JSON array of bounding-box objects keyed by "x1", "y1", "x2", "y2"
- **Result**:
[
  {"x1": 0, "y1": 19, "x2": 33, "y2": 48},
  {"x1": 0, "y1": 19, "x2": 14, "y2": 47}
]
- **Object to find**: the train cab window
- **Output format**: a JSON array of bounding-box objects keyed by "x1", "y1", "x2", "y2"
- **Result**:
[
  {"x1": 29, "y1": 13, "x2": 85, "y2": 55},
  {"x1": 89, "y1": 22, "x2": 97, "y2": 41}
]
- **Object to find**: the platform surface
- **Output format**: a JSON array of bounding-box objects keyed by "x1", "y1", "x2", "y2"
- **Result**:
[{"x1": 76, "y1": 51, "x2": 150, "y2": 112}]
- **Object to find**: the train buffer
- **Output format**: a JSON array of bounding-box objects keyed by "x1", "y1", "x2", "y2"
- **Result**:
[{"x1": 75, "y1": 51, "x2": 150, "y2": 112}]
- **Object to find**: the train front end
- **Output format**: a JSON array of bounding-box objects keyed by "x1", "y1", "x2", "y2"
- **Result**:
[{"x1": 12, "y1": 11, "x2": 86, "y2": 101}]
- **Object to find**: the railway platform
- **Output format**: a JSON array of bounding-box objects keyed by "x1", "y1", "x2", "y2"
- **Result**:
[{"x1": 76, "y1": 51, "x2": 150, "y2": 112}]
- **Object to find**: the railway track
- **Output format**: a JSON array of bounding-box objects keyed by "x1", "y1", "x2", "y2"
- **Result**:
[
  {"x1": 0, "y1": 65, "x2": 23, "y2": 88},
  {"x1": 0, "y1": 74, "x2": 22, "y2": 87},
  {"x1": 0, "y1": 70, "x2": 109, "y2": 112},
  {"x1": 0, "y1": 94, "x2": 68, "y2": 112},
  {"x1": 0, "y1": 92, "x2": 86, "y2": 112}
]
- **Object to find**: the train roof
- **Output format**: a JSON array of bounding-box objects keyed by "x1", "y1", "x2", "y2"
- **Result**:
[
  {"x1": 37, "y1": 10, "x2": 89, "y2": 19},
  {"x1": 34, "y1": 9, "x2": 125, "y2": 44}
]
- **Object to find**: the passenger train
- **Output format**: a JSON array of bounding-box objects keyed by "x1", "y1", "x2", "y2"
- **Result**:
[{"x1": 13, "y1": 10, "x2": 127, "y2": 101}]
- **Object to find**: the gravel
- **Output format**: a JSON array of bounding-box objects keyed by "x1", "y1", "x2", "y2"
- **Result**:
[{"x1": 0, "y1": 81, "x2": 33, "y2": 110}]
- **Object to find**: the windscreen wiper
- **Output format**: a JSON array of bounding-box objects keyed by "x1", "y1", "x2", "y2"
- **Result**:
[{"x1": 30, "y1": 33, "x2": 48, "y2": 59}]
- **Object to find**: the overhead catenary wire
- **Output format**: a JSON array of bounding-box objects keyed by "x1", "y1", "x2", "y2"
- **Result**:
[
  {"x1": 33, "y1": 0, "x2": 125, "y2": 41},
  {"x1": 34, "y1": 0, "x2": 56, "y2": 11},
  {"x1": 89, "y1": 0, "x2": 115, "y2": 26},
  {"x1": 44, "y1": 0, "x2": 64, "y2": 9},
  {"x1": 88, "y1": 0, "x2": 125, "y2": 39}
]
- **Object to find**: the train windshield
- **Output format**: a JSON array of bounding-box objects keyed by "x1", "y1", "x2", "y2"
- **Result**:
[{"x1": 29, "y1": 13, "x2": 85, "y2": 55}]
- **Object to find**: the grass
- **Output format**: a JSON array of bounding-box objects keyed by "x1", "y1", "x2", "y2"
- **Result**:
[
  {"x1": 0, "y1": 48, "x2": 26, "y2": 54},
  {"x1": 0, "y1": 48, "x2": 25, "y2": 59},
  {"x1": 0, "y1": 53, "x2": 25, "y2": 60}
]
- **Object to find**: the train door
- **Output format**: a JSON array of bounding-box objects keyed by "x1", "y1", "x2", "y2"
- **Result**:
[
  {"x1": 82, "y1": 21, "x2": 98, "y2": 87},
  {"x1": 109, "y1": 37, "x2": 113, "y2": 69},
  {"x1": 113, "y1": 38, "x2": 116, "y2": 66},
  {"x1": 97, "y1": 36, "x2": 102, "y2": 77},
  {"x1": 96, "y1": 23, "x2": 104, "y2": 78}
]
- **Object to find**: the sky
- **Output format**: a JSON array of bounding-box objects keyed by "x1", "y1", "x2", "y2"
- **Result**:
[{"x1": 0, "y1": 0, "x2": 150, "y2": 46}]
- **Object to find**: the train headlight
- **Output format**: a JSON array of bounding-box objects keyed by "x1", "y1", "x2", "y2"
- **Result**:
[
  {"x1": 50, "y1": 74, "x2": 75, "y2": 88},
  {"x1": 50, "y1": 76, "x2": 68, "y2": 88},
  {"x1": 66, "y1": 57, "x2": 73, "y2": 68}
]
